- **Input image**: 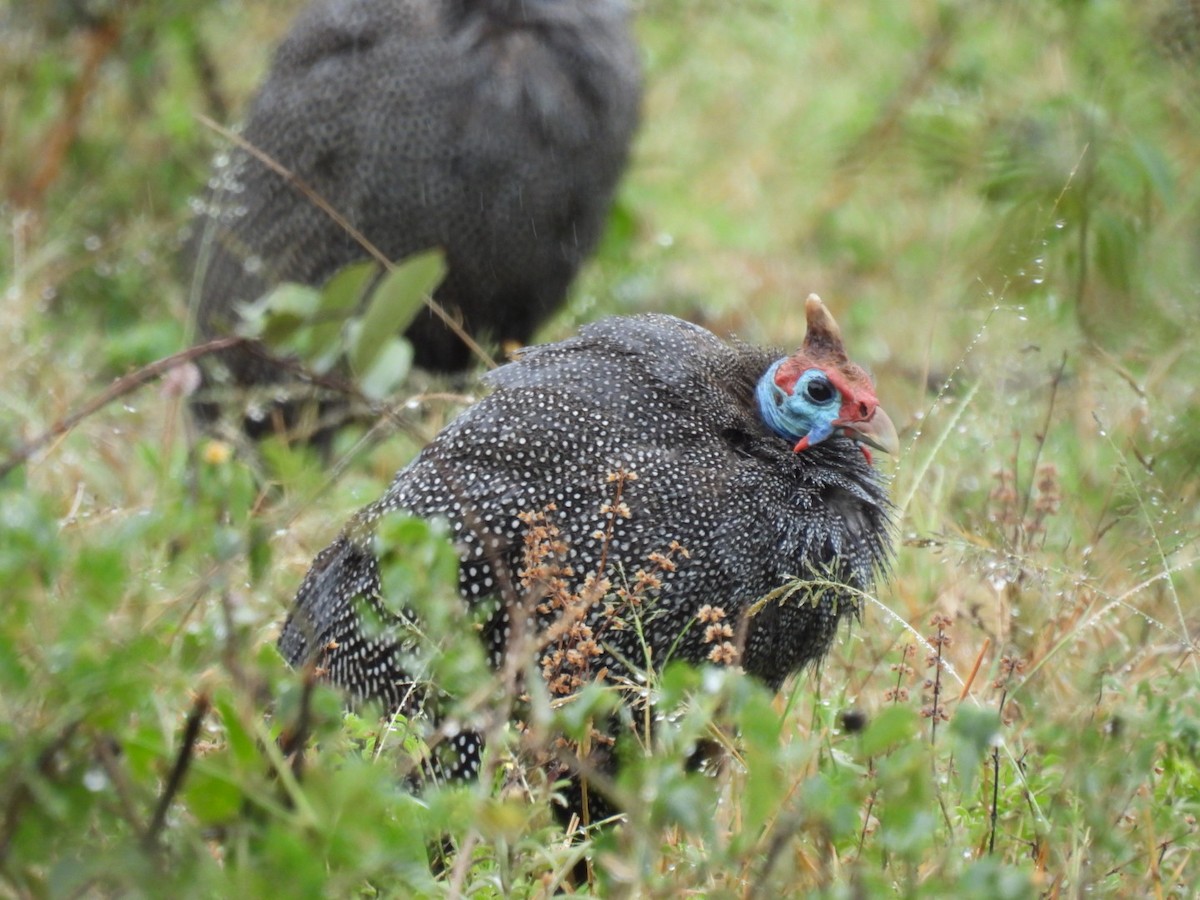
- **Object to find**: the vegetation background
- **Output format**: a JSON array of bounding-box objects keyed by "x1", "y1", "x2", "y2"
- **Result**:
[{"x1": 3, "y1": 0, "x2": 1200, "y2": 895}]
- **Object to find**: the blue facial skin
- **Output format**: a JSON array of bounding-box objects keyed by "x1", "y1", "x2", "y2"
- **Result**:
[{"x1": 756, "y1": 361, "x2": 842, "y2": 447}]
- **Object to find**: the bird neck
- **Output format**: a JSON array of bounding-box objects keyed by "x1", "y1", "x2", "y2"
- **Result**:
[{"x1": 756, "y1": 359, "x2": 799, "y2": 443}]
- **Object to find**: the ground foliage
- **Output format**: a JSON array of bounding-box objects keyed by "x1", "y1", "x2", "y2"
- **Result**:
[{"x1": 3, "y1": 0, "x2": 1200, "y2": 895}]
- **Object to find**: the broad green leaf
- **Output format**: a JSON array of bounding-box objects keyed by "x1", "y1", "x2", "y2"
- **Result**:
[
  {"x1": 214, "y1": 695, "x2": 260, "y2": 772},
  {"x1": 355, "y1": 335, "x2": 413, "y2": 401},
  {"x1": 950, "y1": 706, "x2": 1002, "y2": 795},
  {"x1": 294, "y1": 261, "x2": 380, "y2": 371},
  {"x1": 317, "y1": 260, "x2": 378, "y2": 316},
  {"x1": 860, "y1": 705, "x2": 919, "y2": 757},
  {"x1": 259, "y1": 282, "x2": 321, "y2": 320},
  {"x1": 184, "y1": 761, "x2": 243, "y2": 825},
  {"x1": 738, "y1": 687, "x2": 781, "y2": 749},
  {"x1": 236, "y1": 283, "x2": 321, "y2": 345},
  {"x1": 350, "y1": 250, "x2": 445, "y2": 374},
  {"x1": 296, "y1": 322, "x2": 345, "y2": 374}
]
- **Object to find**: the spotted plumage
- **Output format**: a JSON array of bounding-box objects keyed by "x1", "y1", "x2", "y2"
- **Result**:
[
  {"x1": 184, "y1": 0, "x2": 641, "y2": 433},
  {"x1": 279, "y1": 303, "x2": 895, "y2": 787}
]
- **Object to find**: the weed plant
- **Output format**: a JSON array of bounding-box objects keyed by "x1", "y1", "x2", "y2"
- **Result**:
[{"x1": 2, "y1": 0, "x2": 1199, "y2": 895}]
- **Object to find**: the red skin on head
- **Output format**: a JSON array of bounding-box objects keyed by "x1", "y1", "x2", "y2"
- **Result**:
[{"x1": 774, "y1": 295, "x2": 884, "y2": 461}]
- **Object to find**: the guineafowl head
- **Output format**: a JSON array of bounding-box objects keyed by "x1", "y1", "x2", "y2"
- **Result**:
[{"x1": 756, "y1": 294, "x2": 898, "y2": 461}]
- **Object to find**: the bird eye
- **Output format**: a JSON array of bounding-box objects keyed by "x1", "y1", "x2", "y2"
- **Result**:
[{"x1": 805, "y1": 376, "x2": 835, "y2": 404}]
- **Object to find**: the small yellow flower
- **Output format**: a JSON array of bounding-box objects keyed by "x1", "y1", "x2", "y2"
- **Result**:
[{"x1": 202, "y1": 440, "x2": 233, "y2": 465}]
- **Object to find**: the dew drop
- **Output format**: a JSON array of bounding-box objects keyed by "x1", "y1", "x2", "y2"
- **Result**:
[{"x1": 83, "y1": 768, "x2": 108, "y2": 792}]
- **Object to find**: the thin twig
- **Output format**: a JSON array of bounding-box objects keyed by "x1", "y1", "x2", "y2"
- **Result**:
[
  {"x1": 94, "y1": 735, "x2": 144, "y2": 836},
  {"x1": 988, "y1": 655, "x2": 1023, "y2": 856},
  {"x1": 446, "y1": 830, "x2": 480, "y2": 900},
  {"x1": 988, "y1": 691, "x2": 1005, "y2": 856},
  {"x1": 12, "y1": 21, "x2": 121, "y2": 210},
  {"x1": 1104, "y1": 835, "x2": 1188, "y2": 878},
  {"x1": 748, "y1": 811, "x2": 803, "y2": 898},
  {"x1": 183, "y1": 32, "x2": 228, "y2": 122},
  {"x1": 1017, "y1": 354, "x2": 1067, "y2": 533},
  {"x1": 0, "y1": 336, "x2": 244, "y2": 480},
  {"x1": 857, "y1": 770, "x2": 878, "y2": 858},
  {"x1": 958, "y1": 637, "x2": 991, "y2": 702},
  {"x1": 279, "y1": 659, "x2": 321, "y2": 784},
  {"x1": 927, "y1": 616, "x2": 950, "y2": 746},
  {"x1": 145, "y1": 693, "x2": 211, "y2": 850}
]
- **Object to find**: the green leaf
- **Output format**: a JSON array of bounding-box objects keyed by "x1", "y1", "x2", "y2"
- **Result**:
[
  {"x1": 556, "y1": 682, "x2": 619, "y2": 742},
  {"x1": 299, "y1": 324, "x2": 345, "y2": 375},
  {"x1": 293, "y1": 261, "x2": 379, "y2": 372},
  {"x1": 350, "y1": 250, "x2": 445, "y2": 375},
  {"x1": 236, "y1": 283, "x2": 321, "y2": 345},
  {"x1": 247, "y1": 520, "x2": 272, "y2": 586},
  {"x1": 959, "y1": 859, "x2": 1035, "y2": 898},
  {"x1": 318, "y1": 260, "x2": 378, "y2": 317},
  {"x1": 354, "y1": 335, "x2": 413, "y2": 401},
  {"x1": 262, "y1": 283, "x2": 321, "y2": 319},
  {"x1": 738, "y1": 687, "x2": 781, "y2": 749},
  {"x1": 214, "y1": 695, "x2": 259, "y2": 771},
  {"x1": 860, "y1": 705, "x2": 919, "y2": 757},
  {"x1": 950, "y1": 706, "x2": 1002, "y2": 795},
  {"x1": 184, "y1": 761, "x2": 244, "y2": 826},
  {"x1": 656, "y1": 661, "x2": 702, "y2": 710}
]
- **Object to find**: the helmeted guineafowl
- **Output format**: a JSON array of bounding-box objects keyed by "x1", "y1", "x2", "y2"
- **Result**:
[
  {"x1": 184, "y1": 0, "x2": 641, "y2": 436},
  {"x1": 278, "y1": 296, "x2": 898, "y2": 806}
]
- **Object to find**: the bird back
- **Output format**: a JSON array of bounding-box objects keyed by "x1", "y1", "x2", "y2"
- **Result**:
[
  {"x1": 280, "y1": 314, "x2": 893, "y2": 711},
  {"x1": 184, "y1": 0, "x2": 641, "y2": 434}
]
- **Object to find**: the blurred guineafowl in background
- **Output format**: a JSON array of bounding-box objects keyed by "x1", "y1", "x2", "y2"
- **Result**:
[
  {"x1": 184, "y1": 0, "x2": 641, "y2": 437},
  {"x1": 279, "y1": 296, "x2": 898, "y2": 810}
]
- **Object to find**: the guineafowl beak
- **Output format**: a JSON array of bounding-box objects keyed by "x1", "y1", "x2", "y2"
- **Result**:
[
  {"x1": 838, "y1": 405, "x2": 899, "y2": 463},
  {"x1": 790, "y1": 405, "x2": 898, "y2": 462}
]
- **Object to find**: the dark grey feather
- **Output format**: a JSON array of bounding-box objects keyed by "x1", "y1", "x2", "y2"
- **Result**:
[
  {"x1": 279, "y1": 314, "x2": 893, "y2": 780},
  {"x1": 185, "y1": 0, "x2": 640, "y2": 431}
]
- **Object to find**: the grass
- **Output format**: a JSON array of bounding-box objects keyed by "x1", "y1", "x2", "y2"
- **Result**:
[{"x1": 3, "y1": 0, "x2": 1200, "y2": 895}]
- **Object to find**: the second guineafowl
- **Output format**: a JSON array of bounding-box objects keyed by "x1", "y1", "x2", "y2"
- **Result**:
[
  {"x1": 185, "y1": 0, "x2": 641, "y2": 435},
  {"x1": 279, "y1": 296, "x2": 898, "y2": 808}
]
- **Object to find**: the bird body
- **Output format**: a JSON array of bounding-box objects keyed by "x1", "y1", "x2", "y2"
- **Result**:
[
  {"x1": 185, "y1": 0, "x2": 641, "y2": 428},
  {"x1": 280, "y1": 300, "x2": 896, "y2": 779}
]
